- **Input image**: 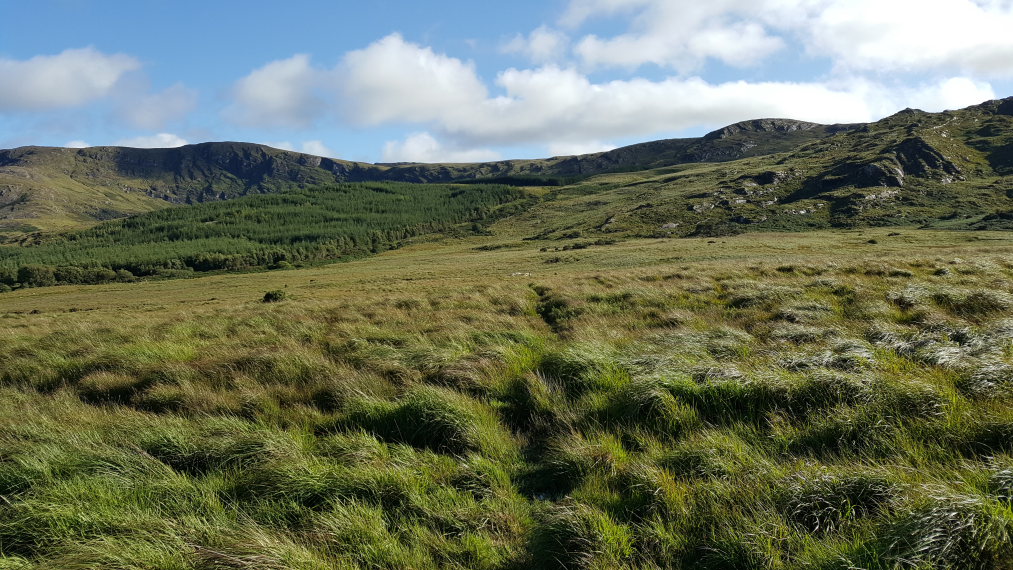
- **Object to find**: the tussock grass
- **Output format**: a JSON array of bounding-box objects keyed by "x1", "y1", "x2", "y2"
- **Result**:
[{"x1": 3, "y1": 230, "x2": 1013, "y2": 566}]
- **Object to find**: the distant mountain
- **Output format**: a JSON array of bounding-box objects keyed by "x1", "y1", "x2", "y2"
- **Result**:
[
  {"x1": 0, "y1": 118, "x2": 852, "y2": 238},
  {"x1": 2, "y1": 97, "x2": 1012, "y2": 241},
  {"x1": 508, "y1": 97, "x2": 1013, "y2": 238}
]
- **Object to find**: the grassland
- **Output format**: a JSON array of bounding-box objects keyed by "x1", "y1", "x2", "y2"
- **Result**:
[{"x1": 2, "y1": 227, "x2": 1013, "y2": 569}]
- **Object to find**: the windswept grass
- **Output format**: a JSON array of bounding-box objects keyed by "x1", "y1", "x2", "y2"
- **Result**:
[{"x1": 2, "y1": 229, "x2": 1013, "y2": 568}]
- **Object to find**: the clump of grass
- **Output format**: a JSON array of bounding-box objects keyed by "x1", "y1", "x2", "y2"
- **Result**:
[
  {"x1": 931, "y1": 288, "x2": 1013, "y2": 318},
  {"x1": 76, "y1": 371, "x2": 146, "y2": 404},
  {"x1": 723, "y1": 282, "x2": 800, "y2": 309},
  {"x1": 340, "y1": 385, "x2": 516, "y2": 458},
  {"x1": 781, "y1": 406, "x2": 898, "y2": 458},
  {"x1": 525, "y1": 432, "x2": 630, "y2": 496},
  {"x1": 532, "y1": 286, "x2": 584, "y2": 333},
  {"x1": 873, "y1": 493, "x2": 1013, "y2": 570},
  {"x1": 768, "y1": 323, "x2": 838, "y2": 344},
  {"x1": 669, "y1": 373, "x2": 789, "y2": 424},
  {"x1": 780, "y1": 470, "x2": 896, "y2": 534},
  {"x1": 594, "y1": 378, "x2": 702, "y2": 437},
  {"x1": 528, "y1": 503, "x2": 634, "y2": 570},
  {"x1": 959, "y1": 363, "x2": 1013, "y2": 399},
  {"x1": 538, "y1": 345, "x2": 630, "y2": 398}
]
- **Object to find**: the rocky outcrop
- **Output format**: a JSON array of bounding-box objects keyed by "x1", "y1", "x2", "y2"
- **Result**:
[
  {"x1": 892, "y1": 137, "x2": 962, "y2": 180},
  {"x1": 703, "y1": 118, "x2": 822, "y2": 140}
]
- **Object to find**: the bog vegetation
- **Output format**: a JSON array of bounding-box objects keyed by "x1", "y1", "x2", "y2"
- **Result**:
[
  {"x1": 0, "y1": 182, "x2": 527, "y2": 288},
  {"x1": 2, "y1": 230, "x2": 1013, "y2": 568}
]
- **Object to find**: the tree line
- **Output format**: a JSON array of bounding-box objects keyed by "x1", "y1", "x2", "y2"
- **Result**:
[{"x1": 0, "y1": 182, "x2": 529, "y2": 290}]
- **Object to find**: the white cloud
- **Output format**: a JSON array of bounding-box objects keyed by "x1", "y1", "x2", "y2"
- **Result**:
[
  {"x1": 560, "y1": 0, "x2": 1013, "y2": 77},
  {"x1": 340, "y1": 34, "x2": 489, "y2": 125},
  {"x1": 65, "y1": 140, "x2": 90, "y2": 148},
  {"x1": 547, "y1": 140, "x2": 617, "y2": 156},
  {"x1": 263, "y1": 140, "x2": 335, "y2": 156},
  {"x1": 329, "y1": 33, "x2": 1002, "y2": 152},
  {"x1": 902, "y1": 77, "x2": 997, "y2": 111},
  {"x1": 300, "y1": 140, "x2": 335, "y2": 157},
  {"x1": 382, "y1": 132, "x2": 501, "y2": 163},
  {"x1": 115, "y1": 133, "x2": 189, "y2": 148},
  {"x1": 118, "y1": 83, "x2": 197, "y2": 130},
  {"x1": 226, "y1": 54, "x2": 324, "y2": 128},
  {"x1": 0, "y1": 47, "x2": 140, "y2": 111},
  {"x1": 800, "y1": 0, "x2": 1013, "y2": 76},
  {"x1": 568, "y1": 2, "x2": 786, "y2": 70},
  {"x1": 503, "y1": 26, "x2": 570, "y2": 63}
]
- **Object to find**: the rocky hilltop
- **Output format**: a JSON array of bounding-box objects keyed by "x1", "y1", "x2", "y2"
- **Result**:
[
  {"x1": 0, "y1": 118, "x2": 854, "y2": 236},
  {"x1": 2, "y1": 97, "x2": 1012, "y2": 238}
]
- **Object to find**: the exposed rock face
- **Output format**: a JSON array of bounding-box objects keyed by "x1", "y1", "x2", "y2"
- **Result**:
[
  {"x1": 892, "y1": 137, "x2": 962, "y2": 179},
  {"x1": 995, "y1": 97, "x2": 1013, "y2": 116},
  {"x1": 703, "y1": 118, "x2": 822, "y2": 140},
  {"x1": 858, "y1": 162, "x2": 906, "y2": 187}
]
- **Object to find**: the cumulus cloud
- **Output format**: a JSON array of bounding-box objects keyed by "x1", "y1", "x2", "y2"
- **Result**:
[
  {"x1": 799, "y1": 0, "x2": 1013, "y2": 76},
  {"x1": 547, "y1": 140, "x2": 617, "y2": 156},
  {"x1": 0, "y1": 47, "x2": 140, "y2": 111},
  {"x1": 118, "y1": 83, "x2": 198, "y2": 130},
  {"x1": 115, "y1": 133, "x2": 189, "y2": 148},
  {"x1": 902, "y1": 76, "x2": 997, "y2": 111},
  {"x1": 300, "y1": 140, "x2": 335, "y2": 157},
  {"x1": 65, "y1": 140, "x2": 90, "y2": 148},
  {"x1": 503, "y1": 26, "x2": 570, "y2": 63},
  {"x1": 226, "y1": 54, "x2": 324, "y2": 128},
  {"x1": 382, "y1": 132, "x2": 501, "y2": 163},
  {"x1": 230, "y1": 4, "x2": 1009, "y2": 158},
  {"x1": 340, "y1": 34, "x2": 489, "y2": 125},
  {"x1": 266, "y1": 140, "x2": 336, "y2": 156},
  {"x1": 326, "y1": 32, "x2": 1002, "y2": 152},
  {"x1": 565, "y1": 1, "x2": 786, "y2": 70},
  {"x1": 560, "y1": 0, "x2": 1013, "y2": 76}
]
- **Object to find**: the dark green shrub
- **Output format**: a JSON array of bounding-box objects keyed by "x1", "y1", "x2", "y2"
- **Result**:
[
  {"x1": 16, "y1": 264, "x2": 56, "y2": 287},
  {"x1": 262, "y1": 289, "x2": 287, "y2": 303}
]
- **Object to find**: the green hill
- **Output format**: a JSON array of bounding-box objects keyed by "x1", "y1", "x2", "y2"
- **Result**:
[
  {"x1": 2, "y1": 96, "x2": 1013, "y2": 290},
  {"x1": 0, "y1": 118, "x2": 850, "y2": 238},
  {"x1": 510, "y1": 97, "x2": 1013, "y2": 239}
]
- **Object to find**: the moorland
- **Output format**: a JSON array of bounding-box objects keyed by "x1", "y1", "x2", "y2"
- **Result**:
[{"x1": 1, "y1": 99, "x2": 1013, "y2": 569}]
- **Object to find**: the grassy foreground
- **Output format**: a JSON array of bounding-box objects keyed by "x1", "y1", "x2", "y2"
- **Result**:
[{"x1": 2, "y1": 229, "x2": 1013, "y2": 569}]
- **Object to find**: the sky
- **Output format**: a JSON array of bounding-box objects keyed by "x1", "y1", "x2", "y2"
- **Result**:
[{"x1": 2, "y1": 0, "x2": 1013, "y2": 163}]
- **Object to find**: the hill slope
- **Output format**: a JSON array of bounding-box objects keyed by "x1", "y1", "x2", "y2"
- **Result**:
[
  {"x1": 505, "y1": 97, "x2": 1013, "y2": 239},
  {"x1": 0, "y1": 119, "x2": 849, "y2": 237}
]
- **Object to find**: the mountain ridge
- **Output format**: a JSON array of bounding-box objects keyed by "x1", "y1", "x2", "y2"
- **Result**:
[
  {"x1": 2, "y1": 97, "x2": 1012, "y2": 240},
  {"x1": 0, "y1": 117, "x2": 854, "y2": 237}
]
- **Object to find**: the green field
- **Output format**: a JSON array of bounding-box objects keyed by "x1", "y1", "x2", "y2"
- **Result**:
[{"x1": 2, "y1": 227, "x2": 1013, "y2": 568}]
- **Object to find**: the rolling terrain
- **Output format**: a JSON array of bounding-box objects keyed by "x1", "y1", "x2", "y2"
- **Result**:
[
  {"x1": 1, "y1": 117, "x2": 849, "y2": 237},
  {"x1": 4, "y1": 228, "x2": 1013, "y2": 568},
  {"x1": 1, "y1": 98, "x2": 1013, "y2": 568}
]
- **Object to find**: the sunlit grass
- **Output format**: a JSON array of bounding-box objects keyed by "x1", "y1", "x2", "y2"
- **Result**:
[{"x1": 2, "y1": 229, "x2": 1013, "y2": 567}]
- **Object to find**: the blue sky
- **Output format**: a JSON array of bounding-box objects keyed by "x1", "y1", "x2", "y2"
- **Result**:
[{"x1": 2, "y1": 0, "x2": 1013, "y2": 162}]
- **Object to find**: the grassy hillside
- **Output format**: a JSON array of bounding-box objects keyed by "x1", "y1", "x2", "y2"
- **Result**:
[
  {"x1": 505, "y1": 98, "x2": 1013, "y2": 239},
  {"x1": 2, "y1": 98, "x2": 1010, "y2": 243},
  {"x1": 0, "y1": 182, "x2": 528, "y2": 287},
  {"x1": 2, "y1": 229, "x2": 1013, "y2": 568},
  {"x1": 0, "y1": 119, "x2": 849, "y2": 238}
]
